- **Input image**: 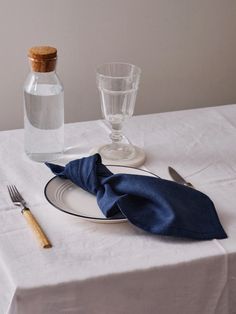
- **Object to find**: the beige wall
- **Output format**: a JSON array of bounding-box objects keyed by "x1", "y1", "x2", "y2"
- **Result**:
[{"x1": 0, "y1": 0, "x2": 236, "y2": 130}]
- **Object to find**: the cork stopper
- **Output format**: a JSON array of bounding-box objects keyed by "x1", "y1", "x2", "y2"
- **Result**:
[{"x1": 28, "y1": 46, "x2": 57, "y2": 72}]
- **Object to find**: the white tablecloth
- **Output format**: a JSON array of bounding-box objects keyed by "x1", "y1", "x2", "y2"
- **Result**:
[{"x1": 0, "y1": 104, "x2": 236, "y2": 314}]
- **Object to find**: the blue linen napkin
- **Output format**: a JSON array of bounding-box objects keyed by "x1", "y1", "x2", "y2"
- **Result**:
[{"x1": 46, "y1": 154, "x2": 227, "y2": 240}]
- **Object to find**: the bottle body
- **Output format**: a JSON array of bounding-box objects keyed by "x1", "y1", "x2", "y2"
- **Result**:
[{"x1": 24, "y1": 71, "x2": 64, "y2": 162}]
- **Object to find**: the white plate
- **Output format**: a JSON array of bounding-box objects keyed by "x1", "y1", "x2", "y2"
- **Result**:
[{"x1": 44, "y1": 165, "x2": 158, "y2": 223}]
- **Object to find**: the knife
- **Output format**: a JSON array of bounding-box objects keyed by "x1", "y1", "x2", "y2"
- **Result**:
[{"x1": 168, "y1": 166, "x2": 194, "y2": 188}]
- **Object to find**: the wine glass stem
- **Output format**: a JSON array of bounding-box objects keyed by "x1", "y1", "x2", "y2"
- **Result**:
[{"x1": 110, "y1": 123, "x2": 123, "y2": 144}]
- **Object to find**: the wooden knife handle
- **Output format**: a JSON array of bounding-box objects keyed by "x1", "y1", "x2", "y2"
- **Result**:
[
  {"x1": 186, "y1": 182, "x2": 194, "y2": 188},
  {"x1": 22, "y1": 208, "x2": 52, "y2": 248}
]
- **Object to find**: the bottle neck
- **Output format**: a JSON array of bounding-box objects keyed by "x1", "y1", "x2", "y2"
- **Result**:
[
  {"x1": 25, "y1": 69, "x2": 62, "y2": 88},
  {"x1": 31, "y1": 70, "x2": 56, "y2": 76}
]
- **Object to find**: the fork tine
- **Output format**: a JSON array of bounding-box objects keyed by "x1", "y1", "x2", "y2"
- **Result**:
[
  {"x1": 8, "y1": 185, "x2": 17, "y2": 201},
  {"x1": 12, "y1": 185, "x2": 23, "y2": 201},
  {"x1": 7, "y1": 185, "x2": 14, "y2": 201},
  {"x1": 7, "y1": 185, "x2": 22, "y2": 202}
]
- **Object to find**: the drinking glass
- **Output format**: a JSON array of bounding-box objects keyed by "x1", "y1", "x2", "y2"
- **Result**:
[{"x1": 96, "y1": 62, "x2": 141, "y2": 162}]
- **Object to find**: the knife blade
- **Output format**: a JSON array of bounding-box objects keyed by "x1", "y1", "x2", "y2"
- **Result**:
[{"x1": 168, "y1": 166, "x2": 194, "y2": 188}]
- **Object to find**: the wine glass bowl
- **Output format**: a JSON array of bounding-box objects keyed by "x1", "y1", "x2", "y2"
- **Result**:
[{"x1": 96, "y1": 63, "x2": 141, "y2": 162}]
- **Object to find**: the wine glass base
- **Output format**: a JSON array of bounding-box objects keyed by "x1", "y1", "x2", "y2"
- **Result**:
[{"x1": 89, "y1": 145, "x2": 146, "y2": 167}]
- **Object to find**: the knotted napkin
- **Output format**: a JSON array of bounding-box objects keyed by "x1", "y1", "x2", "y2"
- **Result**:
[{"x1": 46, "y1": 154, "x2": 227, "y2": 240}]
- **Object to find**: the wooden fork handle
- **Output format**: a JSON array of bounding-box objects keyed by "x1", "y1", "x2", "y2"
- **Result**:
[{"x1": 22, "y1": 208, "x2": 52, "y2": 249}]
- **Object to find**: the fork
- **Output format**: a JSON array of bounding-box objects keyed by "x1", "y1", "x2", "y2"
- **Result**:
[{"x1": 7, "y1": 185, "x2": 52, "y2": 248}]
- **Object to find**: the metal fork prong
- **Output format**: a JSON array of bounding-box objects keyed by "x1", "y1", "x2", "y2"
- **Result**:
[
  {"x1": 12, "y1": 185, "x2": 23, "y2": 202},
  {"x1": 7, "y1": 185, "x2": 22, "y2": 203},
  {"x1": 7, "y1": 185, "x2": 14, "y2": 202}
]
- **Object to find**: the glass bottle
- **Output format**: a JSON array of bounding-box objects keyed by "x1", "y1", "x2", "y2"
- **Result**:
[{"x1": 23, "y1": 46, "x2": 64, "y2": 162}]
